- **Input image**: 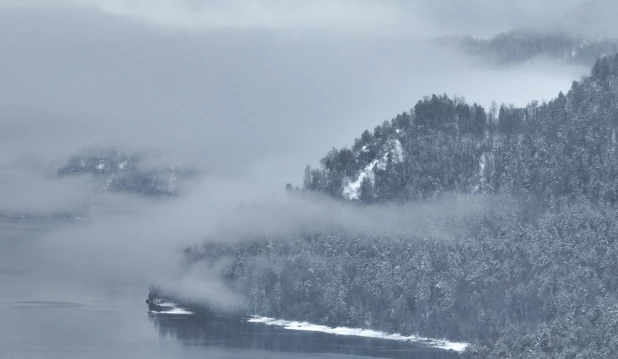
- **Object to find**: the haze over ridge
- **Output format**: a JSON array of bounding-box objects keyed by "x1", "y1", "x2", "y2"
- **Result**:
[{"x1": 0, "y1": 0, "x2": 609, "y2": 328}]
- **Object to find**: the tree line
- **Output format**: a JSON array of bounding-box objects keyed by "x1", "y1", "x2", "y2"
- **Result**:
[{"x1": 164, "y1": 55, "x2": 618, "y2": 358}]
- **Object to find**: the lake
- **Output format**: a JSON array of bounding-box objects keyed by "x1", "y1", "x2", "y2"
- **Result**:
[{"x1": 0, "y1": 219, "x2": 460, "y2": 359}]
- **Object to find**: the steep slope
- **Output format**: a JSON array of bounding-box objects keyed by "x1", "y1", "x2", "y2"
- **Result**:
[
  {"x1": 155, "y1": 55, "x2": 618, "y2": 358},
  {"x1": 305, "y1": 54, "x2": 618, "y2": 210}
]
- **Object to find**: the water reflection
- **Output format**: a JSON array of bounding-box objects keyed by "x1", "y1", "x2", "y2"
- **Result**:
[{"x1": 149, "y1": 314, "x2": 460, "y2": 359}]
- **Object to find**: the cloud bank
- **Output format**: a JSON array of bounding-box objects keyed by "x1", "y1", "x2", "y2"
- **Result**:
[{"x1": 0, "y1": 0, "x2": 603, "y2": 307}]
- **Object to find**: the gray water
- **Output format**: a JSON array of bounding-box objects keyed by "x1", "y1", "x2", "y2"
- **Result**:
[{"x1": 0, "y1": 219, "x2": 458, "y2": 359}]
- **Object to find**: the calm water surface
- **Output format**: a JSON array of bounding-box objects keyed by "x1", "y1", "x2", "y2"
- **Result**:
[{"x1": 0, "y1": 219, "x2": 459, "y2": 359}]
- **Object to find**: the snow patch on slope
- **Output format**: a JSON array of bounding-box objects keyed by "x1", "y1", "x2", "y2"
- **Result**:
[
  {"x1": 342, "y1": 159, "x2": 378, "y2": 200},
  {"x1": 475, "y1": 151, "x2": 494, "y2": 192},
  {"x1": 392, "y1": 138, "x2": 404, "y2": 163},
  {"x1": 343, "y1": 139, "x2": 404, "y2": 200},
  {"x1": 248, "y1": 316, "x2": 469, "y2": 352}
]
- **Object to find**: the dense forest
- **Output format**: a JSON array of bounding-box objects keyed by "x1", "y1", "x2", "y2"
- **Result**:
[
  {"x1": 438, "y1": 30, "x2": 618, "y2": 66},
  {"x1": 156, "y1": 55, "x2": 618, "y2": 358}
]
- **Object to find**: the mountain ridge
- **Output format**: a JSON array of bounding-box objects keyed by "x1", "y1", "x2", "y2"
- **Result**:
[
  {"x1": 153, "y1": 54, "x2": 618, "y2": 359},
  {"x1": 437, "y1": 30, "x2": 618, "y2": 66},
  {"x1": 302, "y1": 53, "x2": 618, "y2": 210}
]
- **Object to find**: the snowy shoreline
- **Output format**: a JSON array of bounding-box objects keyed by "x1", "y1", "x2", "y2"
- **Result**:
[
  {"x1": 147, "y1": 301, "x2": 193, "y2": 315},
  {"x1": 247, "y1": 316, "x2": 469, "y2": 352},
  {"x1": 147, "y1": 299, "x2": 468, "y2": 352}
]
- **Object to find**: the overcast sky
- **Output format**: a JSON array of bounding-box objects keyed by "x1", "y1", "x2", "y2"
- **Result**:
[
  {"x1": 0, "y1": 1, "x2": 593, "y2": 182},
  {"x1": 48, "y1": 0, "x2": 610, "y2": 37},
  {"x1": 0, "y1": 0, "x2": 610, "y2": 298}
]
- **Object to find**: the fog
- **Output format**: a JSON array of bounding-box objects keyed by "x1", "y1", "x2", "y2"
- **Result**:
[
  {"x1": 0, "y1": 0, "x2": 607, "y2": 308},
  {"x1": 71, "y1": 0, "x2": 616, "y2": 38},
  {"x1": 0, "y1": 3, "x2": 586, "y2": 182},
  {"x1": 32, "y1": 189, "x2": 501, "y2": 311}
]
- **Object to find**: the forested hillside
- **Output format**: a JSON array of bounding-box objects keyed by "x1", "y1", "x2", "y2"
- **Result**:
[
  {"x1": 304, "y1": 54, "x2": 618, "y2": 208},
  {"x1": 57, "y1": 148, "x2": 194, "y2": 198},
  {"x1": 159, "y1": 55, "x2": 618, "y2": 358},
  {"x1": 439, "y1": 31, "x2": 618, "y2": 66}
]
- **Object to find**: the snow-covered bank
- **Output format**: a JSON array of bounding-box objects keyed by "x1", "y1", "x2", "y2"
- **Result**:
[
  {"x1": 151, "y1": 307, "x2": 193, "y2": 315},
  {"x1": 147, "y1": 301, "x2": 193, "y2": 315},
  {"x1": 146, "y1": 299, "x2": 467, "y2": 351},
  {"x1": 248, "y1": 316, "x2": 469, "y2": 352}
]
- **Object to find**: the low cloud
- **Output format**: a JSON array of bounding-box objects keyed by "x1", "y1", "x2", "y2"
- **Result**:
[{"x1": 0, "y1": 0, "x2": 601, "y2": 307}]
